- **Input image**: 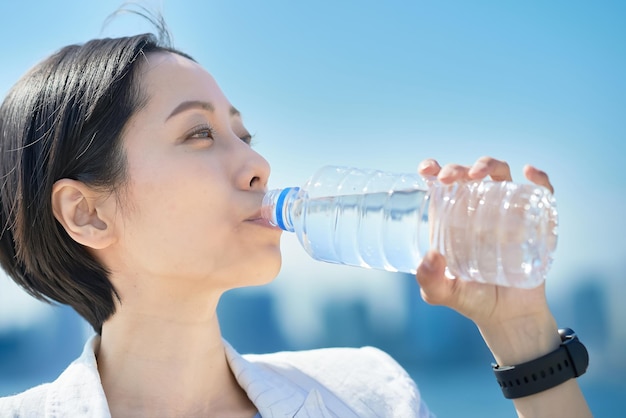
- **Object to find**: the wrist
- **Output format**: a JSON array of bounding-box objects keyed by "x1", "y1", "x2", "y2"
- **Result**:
[
  {"x1": 478, "y1": 312, "x2": 560, "y2": 366},
  {"x1": 492, "y1": 328, "x2": 590, "y2": 400}
]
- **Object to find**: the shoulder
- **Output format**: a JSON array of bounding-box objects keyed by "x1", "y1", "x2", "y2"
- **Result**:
[
  {"x1": 248, "y1": 345, "x2": 408, "y2": 380},
  {"x1": 0, "y1": 383, "x2": 50, "y2": 417},
  {"x1": 246, "y1": 345, "x2": 411, "y2": 383},
  {"x1": 1, "y1": 334, "x2": 110, "y2": 417},
  {"x1": 245, "y1": 346, "x2": 433, "y2": 417}
]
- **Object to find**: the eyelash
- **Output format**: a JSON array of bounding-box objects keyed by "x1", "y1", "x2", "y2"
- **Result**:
[
  {"x1": 185, "y1": 124, "x2": 216, "y2": 140},
  {"x1": 241, "y1": 134, "x2": 254, "y2": 146},
  {"x1": 184, "y1": 124, "x2": 255, "y2": 146}
]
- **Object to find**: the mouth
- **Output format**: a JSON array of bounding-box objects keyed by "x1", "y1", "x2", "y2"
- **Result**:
[{"x1": 245, "y1": 210, "x2": 282, "y2": 230}]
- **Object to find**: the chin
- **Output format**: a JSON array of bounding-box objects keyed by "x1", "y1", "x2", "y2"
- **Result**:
[
  {"x1": 250, "y1": 250, "x2": 283, "y2": 286},
  {"x1": 229, "y1": 246, "x2": 282, "y2": 288}
]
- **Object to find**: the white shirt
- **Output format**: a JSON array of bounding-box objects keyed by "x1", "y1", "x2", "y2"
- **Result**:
[{"x1": 0, "y1": 335, "x2": 434, "y2": 417}]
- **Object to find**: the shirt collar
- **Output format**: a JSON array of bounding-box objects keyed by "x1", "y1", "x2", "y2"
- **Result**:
[
  {"x1": 224, "y1": 340, "x2": 356, "y2": 418},
  {"x1": 45, "y1": 335, "x2": 346, "y2": 418},
  {"x1": 46, "y1": 335, "x2": 111, "y2": 418}
]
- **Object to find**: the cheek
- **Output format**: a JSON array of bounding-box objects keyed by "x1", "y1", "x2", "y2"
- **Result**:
[
  {"x1": 129, "y1": 154, "x2": 226, "y2": 218},
  {"x1": 123, "y1": 165, "x2": 234, "y2": 267},
  {"x1": 142, "y1": 182, "x2": 228, "y2": 237}
]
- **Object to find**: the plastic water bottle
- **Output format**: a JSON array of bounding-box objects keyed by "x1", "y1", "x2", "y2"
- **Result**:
[{"x1": 261, "y1": 165, "x2": 558, "y2": 288}]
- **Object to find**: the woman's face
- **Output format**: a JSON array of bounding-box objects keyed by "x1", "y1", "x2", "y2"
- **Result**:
[{"x1": 109, "y1": 52, "x2": 282, "y2": 291}]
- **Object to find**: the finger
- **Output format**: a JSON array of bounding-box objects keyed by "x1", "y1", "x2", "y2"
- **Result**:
[
  {"x1": 524, "y1": 164, "x2": 554, "y2": 194},
  {"x1": 467, "y1": 156, "x2": 512, "y2": 182},
  {"x1": 437, "y1": 163, "x2": 471, "y2": 184},
  {"x1": 418, "y1": 158, "x2": 441, "y2": 177},
  {"x1": 416, "y1": 250, "x2": 457, "y2": 306}
]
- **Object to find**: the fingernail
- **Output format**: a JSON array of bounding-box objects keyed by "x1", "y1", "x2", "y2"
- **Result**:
[
  {"x1": 469, "y1": 163, "x2": 487, "y2": 176},
  {"x1": 418, "y1": 159, "x2": 435, "y2": 173}
]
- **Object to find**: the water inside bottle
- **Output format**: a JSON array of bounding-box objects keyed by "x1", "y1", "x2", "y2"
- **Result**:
[{"x1": 293, "y1": 189, "x2": 430, "y2": 274}]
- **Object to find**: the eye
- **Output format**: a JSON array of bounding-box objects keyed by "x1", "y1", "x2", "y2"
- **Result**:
[
  {"x1": 240, "y1": 133, "x2": 253, "y2": 145},
  {"x1": 184, "y1": 124, "x2": 215, "y2": 141}
]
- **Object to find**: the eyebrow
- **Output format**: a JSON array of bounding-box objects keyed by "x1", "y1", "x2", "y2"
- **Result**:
[{"x1": 166, "y1": 100, "x2": 241, "y2": 121}]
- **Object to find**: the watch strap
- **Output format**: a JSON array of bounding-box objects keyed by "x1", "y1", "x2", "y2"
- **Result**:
[{"x1": 492, "y1": 328, "x2": 589, "y2": 399}]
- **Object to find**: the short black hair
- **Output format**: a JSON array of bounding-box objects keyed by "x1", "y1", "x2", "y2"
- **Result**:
[{"x1": 0, "y1": 28, "x2": 193, "y2": 333}]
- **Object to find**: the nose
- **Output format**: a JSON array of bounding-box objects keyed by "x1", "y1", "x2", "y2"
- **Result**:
[{"x1": 233, "y1": 139, "x2": 271, "y2": 191}]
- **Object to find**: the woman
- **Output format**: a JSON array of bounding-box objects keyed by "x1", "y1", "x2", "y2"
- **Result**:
[{"x1": 0, "y1": 23, "x2": 592, "y2": 418}]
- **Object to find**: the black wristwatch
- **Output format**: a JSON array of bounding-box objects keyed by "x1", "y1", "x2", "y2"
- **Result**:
[{"x1": 492, "y1": 328, "x2": 589, "y2": 399}]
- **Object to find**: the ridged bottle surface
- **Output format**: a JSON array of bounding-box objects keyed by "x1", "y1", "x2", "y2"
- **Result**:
[{"x1": 262, "y1": 166, "x2": 558, "y2": 288}]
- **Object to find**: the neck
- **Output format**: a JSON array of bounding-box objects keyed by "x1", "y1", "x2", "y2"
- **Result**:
[{"x1": 97, "y1": 290, "x2": 255, "y2": 418}]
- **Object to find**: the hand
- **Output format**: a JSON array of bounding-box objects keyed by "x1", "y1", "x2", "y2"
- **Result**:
[{"x1": 416, "y1": 156, "x2": 560, "y2": 365}]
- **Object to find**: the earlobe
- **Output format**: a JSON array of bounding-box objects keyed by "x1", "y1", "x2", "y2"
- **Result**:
[{"x1": 51, "y1": 179, "x2": 116, "y2": 249}]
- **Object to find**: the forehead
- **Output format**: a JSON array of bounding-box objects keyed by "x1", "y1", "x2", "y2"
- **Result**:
[{"x1": 138, "y1": 52, "x2": 230, "y2": 116}]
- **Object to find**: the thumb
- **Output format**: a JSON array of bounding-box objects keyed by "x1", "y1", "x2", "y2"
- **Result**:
[{"x1": 416, "y1": 250, "x2": 457, "y2": 306}]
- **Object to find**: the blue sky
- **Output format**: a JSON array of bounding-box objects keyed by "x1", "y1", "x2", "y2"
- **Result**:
[{"x1": 1, "y1": 1, "x2": 625, "y2": 331}]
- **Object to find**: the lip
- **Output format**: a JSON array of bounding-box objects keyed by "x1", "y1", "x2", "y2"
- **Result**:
[{"x1": 245, "y1": 210, "x2": 282, "y2": 230}]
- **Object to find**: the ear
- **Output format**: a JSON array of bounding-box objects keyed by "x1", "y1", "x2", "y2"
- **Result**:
[{"x1": 51, "y1": 179, "x2": 117, "y2": 250}]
